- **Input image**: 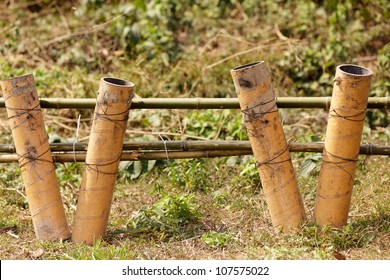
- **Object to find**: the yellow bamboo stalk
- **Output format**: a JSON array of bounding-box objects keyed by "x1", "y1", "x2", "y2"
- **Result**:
[
  {"x1": 71, "y1": 77, "x2": 134, "y2": 244},
  {"x1": 231, "y1": 61, "x2": 306, "y2": 231},
  {"x1": 314, "y1": 64, "x2": 373, "y2": 227},
  {"x1": 0, "y1": 74, "x2": 70, "y2": 240}
]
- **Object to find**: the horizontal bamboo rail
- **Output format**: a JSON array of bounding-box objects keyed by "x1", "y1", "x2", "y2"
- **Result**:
[
  {"x1": 0, "y1": 141, "x2": 388, "y2": 163},
  {"x1": 0, "y1": 97, "x2": 389, "y2": 110}
]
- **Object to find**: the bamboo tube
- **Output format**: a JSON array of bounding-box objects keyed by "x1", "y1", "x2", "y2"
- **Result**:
[
  {"x1": 314, "y1": 64, "x2": 373, "y2": 228},
  {"x1": 1, "y1": 96, "x2": 389, "y2": 109},
  {"x1": 71, "y1": 77, "x2": 134, "y2": 244},
  {"x1": 231, "y1": 61, "x2": 306, "y2": 231},
  {"x1": 0, "y1": 74, "x2": 70, "y2": 240}
]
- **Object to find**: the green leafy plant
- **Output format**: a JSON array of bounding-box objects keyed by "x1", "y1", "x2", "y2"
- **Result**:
[
  {"x1": 183, "y1": 109, "x2": 247, "y2": 140},
  {"x1": 119, "y1": 160, "x2": 159, "y2": 181},
  {"x1": 201, "y1": 230, "x2": 237, "y2": 248},
  {"x1": 167, "y1": 159, "x2": 210, "y2": 192},
  {"x1": 227, "y1": 156, "x2": 261, "y2": 190},
  {"x1": 128, "y1": 193, "x2": 201, "y2": 239},
  {"x1": 300, "y1": 153, "x2": 322, "y2": 177},
  {"x1": 55, "y1": 163, "x2": 83, "y2": 185}
]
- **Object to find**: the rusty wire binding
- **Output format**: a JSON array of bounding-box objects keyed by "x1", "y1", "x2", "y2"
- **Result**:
[
  {"x1": 315, "y1": 64, "x2": 374, "y2": 228},
  {"x1": 5, "y1": 99, "x2": 55, "y2": 182},
  {"x1": 329, "y1": 108, "x2": 367, "y2": 122},
  {"x1": 6, "y1": 104, "x2": 41, "y2": 130},
  {"x1": 255, "y1": 144, "x2": 291, "y2": 175},
  {"x1": 0, "y1": 74, "x2": 70, "y2": 240},
  {"x1": 84, "y1": 95, "x2": 132, "y2": 178},
  {"x1": 241, "y1": 98, "x2": 278, "y2": 123},
  {"x1": 72, "y1": 76, "x2": 135, "y2": 245},
  {"x1": 321, "y1": 147, "x2": 359, "y2": 181},
  {"x1": 231, "y1": 60, "x2": 307, "y2": 231}
]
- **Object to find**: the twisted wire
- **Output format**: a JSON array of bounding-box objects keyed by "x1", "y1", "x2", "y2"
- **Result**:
[
  {"x1": 255, "y1": 144, "x2": 291, "y2": 178},
  {"x1": 322, "y1": 147, "x2": 359, "y2": 180},
  {"x1": 17, "y1": 147, "x2": 54, "y2": 183},
  {"x1": 241, "y1": 98, "x2": 278, "y2": 123},
  {"x1": 6, "y1": 103, "x2": 41, "y2": 130},
  {"x1": 329, "y1": 108, "x2": 366, "y2": 122},
  {"x1": 84, "y1": 92, "x2": 132, "y2": 179}
]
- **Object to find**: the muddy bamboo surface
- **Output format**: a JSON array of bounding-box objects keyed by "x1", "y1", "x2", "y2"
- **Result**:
[
  {"x1": 314, "y1": 64, "x2": 373, "y2": 228},
  {"x1": 71, "y1": 77, "x2": 134, "y2": 244},
  {"x1": 231, "y1": 61, "x2": 306, "y2": 231},
  {"x1": 0, "y1": 74, "x2": 70, "y2": 240},
  {"x1": 1, "y1": 96, "x2": 389, "y2": 109}
]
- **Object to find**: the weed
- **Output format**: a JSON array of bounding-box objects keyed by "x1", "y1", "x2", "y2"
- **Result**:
[
  {"x1": 167, "y1": 159, "x2": 211, "y2": 192},
  {"x1": 119, "y1": 160, "x2": 160, "y2": 181},
  {"x1": 184, "y1": 109, "x2": 247, "y2": 140},
  {"x1": 227, "y1": 156, "x2": 261, "y2": 191},
  {"x1": 201, "y1": 230, "x2": 237, "y2": 248},
  {"x1": 300, "y1": 153, "x2": 322, "y2": 177},
  {"x1": 128, "y1": 193, "x2": 201, "y2": 240}
]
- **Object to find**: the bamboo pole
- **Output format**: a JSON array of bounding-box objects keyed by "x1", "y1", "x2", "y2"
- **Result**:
[
  {"x1": 0, "y1": 74, "x2": 70, "y2": 240},
  {"x1": 71, "y1": 77, "x2": 134, "y2": 244},
  {"x1": 1, "y1": 141, "x2": 389, "y2": 158},
  {"x1": 0, "y1": 143, "x2": 390, "y2": 163},
  {"x1": 314, "y1": 64, "x2": 373, "y2": 228},
  {"x1": 231, "y1": 61, "x2": 306, "y2": 231},
  {"x1": 0, "y1": 97, "x2": 389, "y2": 109},
  {"x1": 0, "y1": 150, "x2": 248, "y2": 163}
]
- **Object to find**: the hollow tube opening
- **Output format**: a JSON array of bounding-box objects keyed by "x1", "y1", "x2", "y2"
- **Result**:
[
  {"x1": 102, "y1": 77, "x2": 134, "y2": 87},
  {"x1": 232, "y1": 61, "x2": 264, "y2": 72},
  {"x1": 338, "y1": 65, "x2": 372, "y2": 76}
]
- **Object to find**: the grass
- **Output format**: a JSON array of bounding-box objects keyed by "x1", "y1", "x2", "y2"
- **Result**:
[
  {"x1": 0, "y1": 157, "x2": 388, "y2": 260},
  {"x1": 0, "y1": 0, "x2": 389, "y2": 260}
]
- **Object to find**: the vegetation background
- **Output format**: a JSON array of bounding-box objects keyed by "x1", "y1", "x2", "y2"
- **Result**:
[{"x1": 0, "y1": 0, "x2": 389, "y2": 259}]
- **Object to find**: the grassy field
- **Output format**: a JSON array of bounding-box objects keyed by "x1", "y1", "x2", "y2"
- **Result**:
[{"x1": 0, "y1": 0, "x2": 389, "y2": 260}]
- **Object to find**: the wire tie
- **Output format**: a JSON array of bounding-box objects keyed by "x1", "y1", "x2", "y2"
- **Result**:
[
  {"x1": 73, "y1": 114, "x2": 81, "y2": 162},
  {"x1": 159, "y1": 134, "x2": 170, "y2": 160}
]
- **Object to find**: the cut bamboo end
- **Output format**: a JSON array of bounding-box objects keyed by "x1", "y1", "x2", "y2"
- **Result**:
[
  {"x1": 71, "y1": 77, "x2": 134, "y2": 244},
  {"x1": 0, "y1": 74, "x2": 70, "y2": 240},
  {"x1": 231, "y1": 61, "x2": 306, "y2": 231},
  {"x1": 314, "y1": 64, "x2": 373, "y2": 228}
]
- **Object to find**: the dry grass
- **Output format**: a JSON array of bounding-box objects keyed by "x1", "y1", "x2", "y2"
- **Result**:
[{"x1": 0, "y1": 156, "x2": 388, "y2": 260}]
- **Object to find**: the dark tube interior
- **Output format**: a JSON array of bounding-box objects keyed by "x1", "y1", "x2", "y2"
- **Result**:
[
  {"x1": 232, "y1": 61, "x2": 264, "y2": 71},
  {"x1": 339, "y1": 65, "x2": 372, "y2": 76},
  {"x1": 103, "y1": 77, "x2": 134, "y2": 86}
]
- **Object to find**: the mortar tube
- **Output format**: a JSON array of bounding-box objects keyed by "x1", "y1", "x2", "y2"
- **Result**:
[
  {"x1": 314, "y1": 64, "x2": 373, "y2": 228},
  {"x1": 72, "y1": 77, "x2": 134, "y2": 244},
  {"x1": 231, "y1": 61, "x2": 306, "y2": 231},
  {"x1": 0, "y1": 74, "x2": 70, "y2": 240}
]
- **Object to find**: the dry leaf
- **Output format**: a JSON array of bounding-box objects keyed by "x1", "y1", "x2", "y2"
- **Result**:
[
  {"x1": 334, "y1": 251, "x2": 347, "y2": 260},
  {"x1": 32, "y1": 248, "x2": 44, "y2": 259}
]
